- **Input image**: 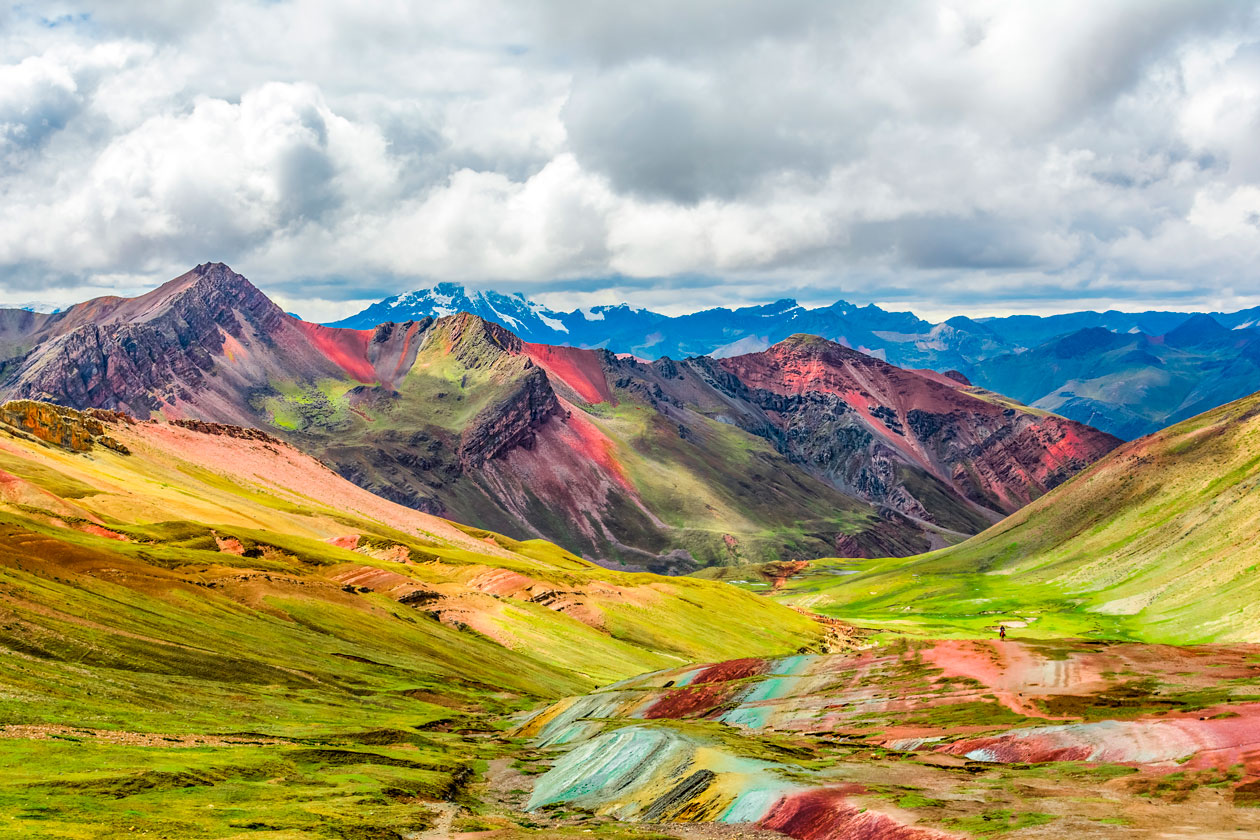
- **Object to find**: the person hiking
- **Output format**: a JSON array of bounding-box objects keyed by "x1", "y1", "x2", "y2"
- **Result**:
[{"x1": 999, "y1": 625, "x2": 1006, "y2": 641}]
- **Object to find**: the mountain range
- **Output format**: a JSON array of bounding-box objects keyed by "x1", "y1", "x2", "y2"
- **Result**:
[
  {"x1": 0, "y1": 263, "x2": 1117, "y2": 572},
  {"x1": 7, "y1": 266, "x2": 1260, "y2": 836},
  {"x1": 333, "y1": 282, "x2": 1260, "y2": 439}
]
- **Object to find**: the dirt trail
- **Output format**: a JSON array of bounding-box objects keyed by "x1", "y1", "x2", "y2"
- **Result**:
[
  {"x1": 0, "y1": 724, "x2": 284, "y2": 747},
  {"x1": 411, "y1": 801, "x2": 459, "y2": 839}
]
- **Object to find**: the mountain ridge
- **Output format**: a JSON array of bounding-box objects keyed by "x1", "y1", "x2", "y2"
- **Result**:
[
  {"x1": 329, "y1": 281, "x2": 1260, "y2": 439},
  {"x1": 0, "y1": 263, "x2": 1119, "y2": 572}
]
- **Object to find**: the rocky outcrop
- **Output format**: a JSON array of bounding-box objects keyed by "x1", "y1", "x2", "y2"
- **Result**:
[
  {"x1": 458, "y1": 367, "x2": 562, "y2": 468},
  {"x1": 0, "y1": 399, "x2": 130, "y2": 454},
  {"x1": 169, "y1": 418, "x2": 286, "y2": 446}
]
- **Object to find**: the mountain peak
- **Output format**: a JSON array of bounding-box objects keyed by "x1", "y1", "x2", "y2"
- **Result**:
[
  {"x1": 193, "y1": 260, "x2": 236, "y2": 276},
  {"x1": 943, "y1": 315, "x2": 999, "y2": 335},
  {"x1": 757, "y1": 332, "x2": 875, "y2": 366},
  {"x1": 334, "y1": 282, "x2": 572, "y2": 337},
  {"x1": 171, "y1": 261, "x2": 266, "y2": 297},
  {"x1": 1165, "y1": 313, "x2": 1230, "y2": 347},
  {"x1": 754, "y1": 298, "x2": 801, "y2": 316},
  {"x1": 1047, "y1": 326, "x2": 1125, "y2": 358},
  {"x1": 426, "y1": 310, "x2": 524, "y2": 357},
  {"x1": 773, "y1": 333, "x2": 841, "y2": 353}
]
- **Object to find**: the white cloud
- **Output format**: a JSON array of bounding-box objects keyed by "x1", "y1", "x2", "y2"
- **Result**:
[{"x1": 0, "y1": 0, "x2": 1258, "y2": 318}]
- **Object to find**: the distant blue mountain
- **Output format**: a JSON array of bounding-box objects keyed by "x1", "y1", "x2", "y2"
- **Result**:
[{"x1": 329, "y1": 284, "x2": 932, "y2": 361}]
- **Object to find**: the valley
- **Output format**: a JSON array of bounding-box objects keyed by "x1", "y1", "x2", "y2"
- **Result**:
[
  {"x1": 7, "y1": 6, "x2": 1259, "y2": 839},
  {"x1": 1, "y1": 268, "x2": 1258, "y2": 838},
  {"x1": 763, "y1": 386, "x2": 1260, "y2": 644}
]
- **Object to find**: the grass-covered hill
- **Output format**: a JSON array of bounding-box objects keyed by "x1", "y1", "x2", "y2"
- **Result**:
[
  {"x1": 0, "y1": 399, "x2": 820, "y2": 838},
  {"x1": 766, "y1": 388, "x2": 1260, "y2": 644}
]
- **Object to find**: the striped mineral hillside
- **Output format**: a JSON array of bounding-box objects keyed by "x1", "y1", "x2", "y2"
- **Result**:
[{"x1": 519, "y1": 638, "x2": 1260, "y2": 836}]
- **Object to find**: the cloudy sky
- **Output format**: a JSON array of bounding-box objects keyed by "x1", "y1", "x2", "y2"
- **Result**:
[{"x1": 3, "y1": 1, "x2": 1260, "y2": 320}]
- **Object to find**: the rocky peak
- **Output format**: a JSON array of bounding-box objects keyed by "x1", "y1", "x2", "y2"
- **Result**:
[
  {"x1": 732, "y1": 334, "x2": 887, "y2": 390},
  {"x1": 169, "y1": 262, "x2": 287, "y2": 328},
  {"x1": 762, "y1": 333, "x2": 862, "y2": 362},
  {"x1": 2, "y1": 263, "x2": 294, "y2": 417},
  {"x1": 424, "y1": 312, "x2": 525, "y2": 362}
]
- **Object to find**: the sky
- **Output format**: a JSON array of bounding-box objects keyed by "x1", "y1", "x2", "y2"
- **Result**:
[{"x1": 2, "y1": 1, "x2": 1260, "y2": 322}]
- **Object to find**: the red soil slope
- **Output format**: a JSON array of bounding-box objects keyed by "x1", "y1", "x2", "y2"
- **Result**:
[{"x1": 522, "y1": 342, "x2": 614, "y2": 404}]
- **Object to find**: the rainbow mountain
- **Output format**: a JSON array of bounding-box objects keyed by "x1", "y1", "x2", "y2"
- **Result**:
[{"x1": 0, "y1": 263, "x2": 1117, "y2": 572}]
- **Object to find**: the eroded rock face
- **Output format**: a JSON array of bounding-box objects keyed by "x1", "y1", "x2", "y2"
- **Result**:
[
  {"x1": 458, "y1": 367, "x2": 561, "y2": 468},
  {"x1": 704, "y1": 334, "x2": 1120, "y2": 527},
  {"x1": 0, "y1": 399, "x2": 129, "y2": 454}
]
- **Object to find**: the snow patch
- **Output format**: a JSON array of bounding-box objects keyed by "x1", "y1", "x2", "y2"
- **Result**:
[
  {"x1": 483, "y1": 301, "x2": 522, "y2": 330},
  {"x1": 536, "y1": 313, "x2": 567, "y2": 332}
]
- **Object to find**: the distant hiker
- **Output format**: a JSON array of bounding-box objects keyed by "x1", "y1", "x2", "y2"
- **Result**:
[{"x1": 999, "y1": 625, "x2": 1007, "y2": 641}]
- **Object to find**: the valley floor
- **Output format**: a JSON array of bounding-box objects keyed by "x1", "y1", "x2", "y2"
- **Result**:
[{"x1": 11, "y1": 633, "x2": 1260, "y2": 839}]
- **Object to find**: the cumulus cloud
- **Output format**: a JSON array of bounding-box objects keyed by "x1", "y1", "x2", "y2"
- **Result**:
[{"x1": 0, "y1": 0, "x2": 1259, "y2": 318}]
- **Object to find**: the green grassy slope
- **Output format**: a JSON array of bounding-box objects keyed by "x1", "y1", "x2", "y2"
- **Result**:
[
  {"x1": 769, "y1": 390, "x2": 1260, "y2": 644},
  {"x1": 567, "y1": 385, "x2": 904, "y2": 566},
  {"x1": 0, "y1": 402, "x2": 820, "y2": 837}
]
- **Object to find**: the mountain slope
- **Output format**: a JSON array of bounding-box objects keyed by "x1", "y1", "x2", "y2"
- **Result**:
[
  {"x1": 0, "y1": 263, "x2": 427, "y2": 424},
  {"x1": 0, "y1": 399, "x2": 820, "y2": 678},
  {"x1": 709, "y1": 335, "x2": 1117, "y2": 528},
  {"x1": 769, "y1": 387, "x2": 1260, "y2": 643},
  {"x1": 0, "y1": 264, "x2": 1118, "y2": 572},
  {"x1": 0, "y1": 399, "x2": 823, "y2": 837}
]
